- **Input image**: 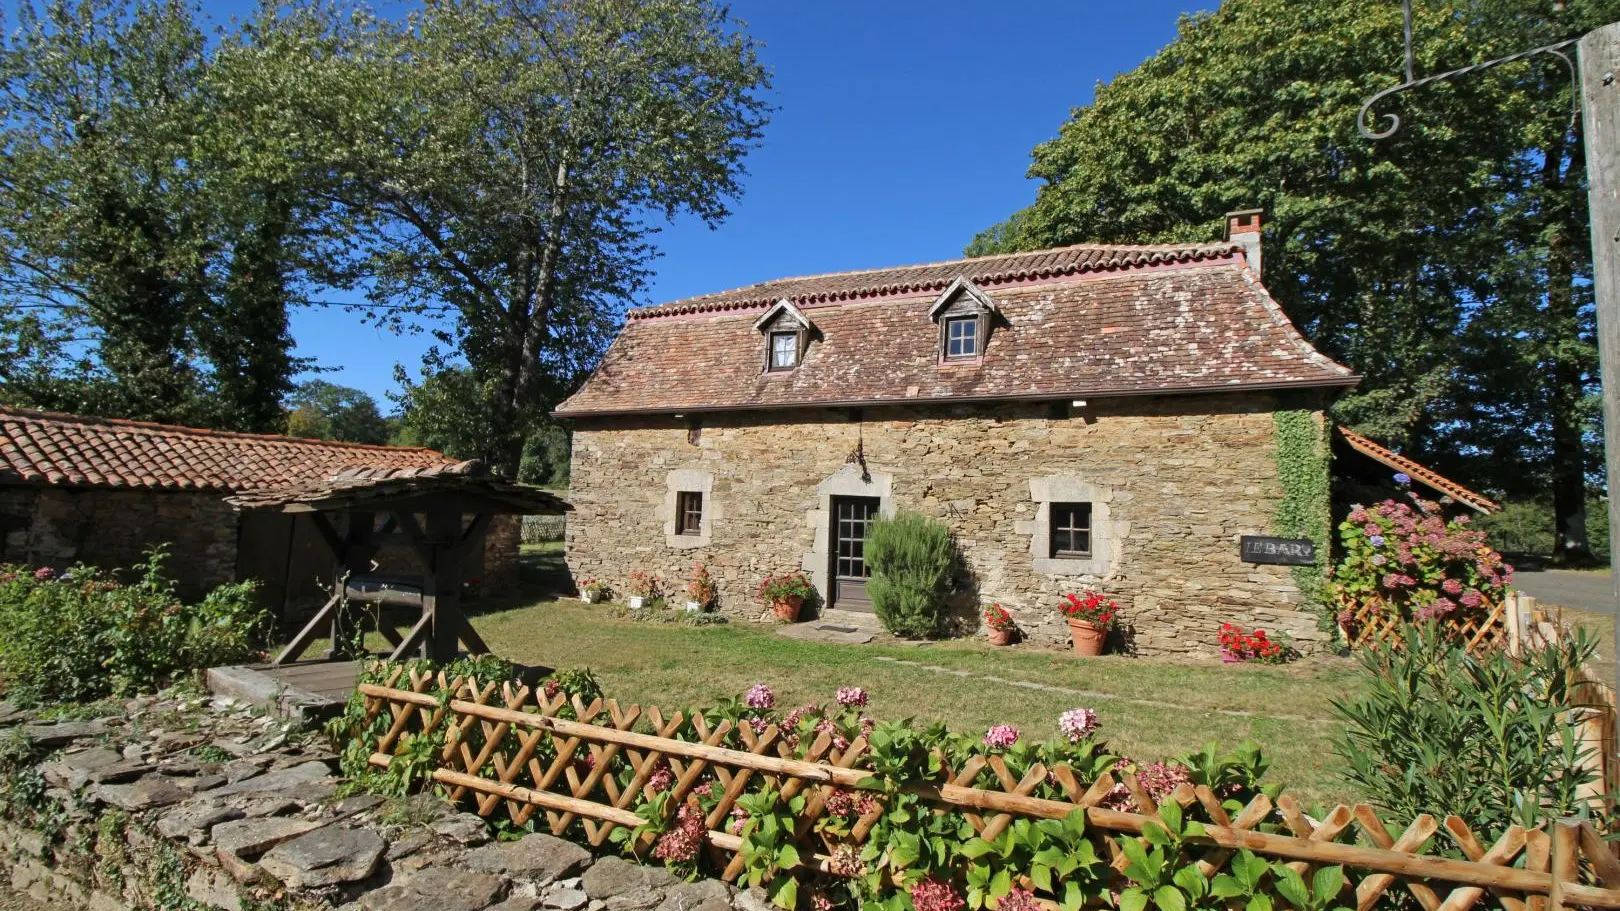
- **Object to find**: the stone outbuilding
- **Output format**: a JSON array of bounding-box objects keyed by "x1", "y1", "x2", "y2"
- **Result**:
[
  {"x1": 556, "y1": 213, "x2": 1363, "y2": 654},
  {"x1": 0, "y1": 407, "x2": 521, "y2": 613}
]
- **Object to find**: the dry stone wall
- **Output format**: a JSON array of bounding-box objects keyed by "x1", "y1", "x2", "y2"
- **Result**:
[
  {"x1": 0, "y1": 692, "x2": 768, "y2": 911},
  {"x1": 6, "y1": 487, "x2": 239, "y2": 597},
  {"x1": 565, "y1": 394, "x2": 1329, "y2": 656}
]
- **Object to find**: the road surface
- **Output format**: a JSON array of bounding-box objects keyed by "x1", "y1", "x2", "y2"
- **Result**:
[{"x1": 1512, "y1": 568, "x2": 1616, "y2": 615}]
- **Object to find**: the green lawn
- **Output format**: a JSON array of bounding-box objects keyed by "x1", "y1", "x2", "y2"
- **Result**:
[{"x1": 458, "y1": 543, "x2": 1365, "y2": 808}]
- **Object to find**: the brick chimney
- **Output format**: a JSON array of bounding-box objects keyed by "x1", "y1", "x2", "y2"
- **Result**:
[{"x1": 1224, "y1": 208, "x2": 1264, "y2": 277}]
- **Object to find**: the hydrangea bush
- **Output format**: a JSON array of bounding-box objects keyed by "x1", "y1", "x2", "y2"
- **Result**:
[{"x1": 1329, "y1": 485, "x2": 1513, "y2": 630}]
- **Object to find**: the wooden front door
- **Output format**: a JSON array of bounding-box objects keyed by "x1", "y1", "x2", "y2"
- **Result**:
[{"x1": 830, "y1": 496, "x2": 880, "y2": 612}]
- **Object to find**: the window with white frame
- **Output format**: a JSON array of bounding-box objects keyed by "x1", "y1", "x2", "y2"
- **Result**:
[
  {"x1": 945, "y1": 316, "x2": 979, "y2": 359},
  {"x1": 769, "y1": 331, "x2": 799, "y2": 371}
]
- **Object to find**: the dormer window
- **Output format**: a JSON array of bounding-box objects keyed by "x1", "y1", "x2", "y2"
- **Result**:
[
  {"x1": 944, "y1": 316, "x2": 979, "y2": 359},
  {"x1": 753, "y1": 299, "x2": 813, "y2": 374},
  {"x1": 770, "y1": 331, "x2": 799, "y2": 370},
  {"x1": 929, "y1": 277, "x2": 997, "y2": 363}
]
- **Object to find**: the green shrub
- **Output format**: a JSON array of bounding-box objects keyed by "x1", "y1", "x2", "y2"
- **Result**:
[
  {"x1": 1333, "y1": 623, "x2": 1606, "y2": 837},
  {"x1": 184, "y1": 580, "x2": 275, "y2": 670},
  {"x1": 865, "y1": 511, "x2": 955, "y2": 639},
  {"x1": 0, "y1": 552, "x2": 271, "y2": 706}
]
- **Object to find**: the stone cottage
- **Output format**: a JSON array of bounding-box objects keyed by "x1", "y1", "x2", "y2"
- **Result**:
[
  {"x1": 0, "y1": 407, "x2": 521, "y2": 613},
  {"x1": 556, "y1": 212, "x2": 1363, "y2": 654}
]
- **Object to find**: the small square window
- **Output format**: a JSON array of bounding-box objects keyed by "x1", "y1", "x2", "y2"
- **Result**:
[
  {"x1": 769, "y1": 331, "x2": 798, "y2": 371},
  {"x1": 1050, "y1": 502, "x2": 1092, "y2": 558},
  {"x1": 945, "y1": 316, "x2": 978, "y2": 359},
  {"x1": 677, "y1": 491, "x2": 704, "y2": 536}
]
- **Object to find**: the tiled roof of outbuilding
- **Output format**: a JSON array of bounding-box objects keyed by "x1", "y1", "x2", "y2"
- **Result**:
[
  {"x1": 1337, "y1": 427, "x2": 1501, "y2": 514},
  {"x1": 0, "y1": 407, "x2": 454, "y2": 492},
  {"x1": 557, "y1": 242, "x2": 1358, "y2": 417}
]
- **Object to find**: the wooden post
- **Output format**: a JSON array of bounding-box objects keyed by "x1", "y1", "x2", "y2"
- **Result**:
[
  {"x1": 1579, "y1": 22, "x2": 1620, "y2": 745},
  {"x1": 426, "y1": 506, "x2": 464, "y2": 663},
  {"x1": 1549, "y1": 819, "x2": 1581, "y2": 911}
]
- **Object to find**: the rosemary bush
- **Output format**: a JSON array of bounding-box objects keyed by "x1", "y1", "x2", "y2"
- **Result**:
[
  {"x1": 865, "y1": 512, "x2": 955, "y2": 639},
  {"x1": 1333, "y1": 623, "x2": 1606, "y2": 837}
]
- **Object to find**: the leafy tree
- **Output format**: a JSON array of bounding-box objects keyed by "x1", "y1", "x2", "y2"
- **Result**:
[
  {"x1": 241, "y1": 0, "x2": 772, "y2": 475},
  {"x1": 970, "y1": 0, "x2": 1613, "y2": 562},
  {"x1": 284, "y1": 380, "x2": 390, "y2": 445},
  {"x1": 0, "y1": 0, "x2": 318, "y2": 432}
]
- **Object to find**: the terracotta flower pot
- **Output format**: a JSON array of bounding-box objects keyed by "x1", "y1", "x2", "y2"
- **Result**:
[
  {"x1": 773, "y1": 595, "x2": 805, "y2": 622},
  {"x1": 987, "y1": 627, "x2": 1013, "y2": 646},
  {"x1": 1067, "y1": 618, "x2": 1108, "y2": 656}
]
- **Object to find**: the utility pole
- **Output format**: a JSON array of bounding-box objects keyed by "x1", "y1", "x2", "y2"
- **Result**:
[{"x1": 1578, "y1": 23, "x2": 1620, "y2": 699}]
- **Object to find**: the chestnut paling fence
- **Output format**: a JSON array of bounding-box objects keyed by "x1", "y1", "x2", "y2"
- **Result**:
[
  {"x1": 356, "y1": 666, "x2": 1620, "y2": 911},
  {"x1": 1334, "y1": 593, "x2": 1510, "y2": 655}
]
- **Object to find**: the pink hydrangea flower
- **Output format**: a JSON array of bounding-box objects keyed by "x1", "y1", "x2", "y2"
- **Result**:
[
  {"x1": 835, "y1": 686, "x2": 869, "y2": 708},
  {"x1": 998, "y1": 889, "x2": 1041, "y2": 911},
  {"x1": 647, "y1": 764, "x2": 674, "y2": 793},
  {"x1": 983, "y1": 724, "x2": 1020, "y2": 749},
  {"x1": 32, "y1": 567, "x2": 54, "y2": 581},
  {"x1": 910, "y1": 878, "x2": 965, "y2": 911},
  {"x1": 744, "y1": 683, "x2": 775, "y2": 710},
  {"x1": 1442, "y1": 578, "x2": 1464, "y2": 595},
  {"x1": 653, "y1": 802, "x2": 706, "y2": 863},
  {"x1": 1058, "y1": 708, "x2": 1100, "y2": 742}
]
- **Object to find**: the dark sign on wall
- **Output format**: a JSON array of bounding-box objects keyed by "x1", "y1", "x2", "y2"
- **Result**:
[{"x1": 1239, "y1": 535, "x2": 1317, "y2": 566}]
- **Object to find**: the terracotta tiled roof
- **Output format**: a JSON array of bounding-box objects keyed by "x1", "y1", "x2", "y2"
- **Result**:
[
  {"x1": 1337, "y1": 427, "x2": 1501, "y2": 514},
  {"x1": 628, "y1": 241, "x2": 1245, "y2": 319},
  {"x1": 557, "y1": 243, "x2": 1357, "y2": 417},
  {"x1": 0, "y1": 407, "x2": 454, "y2": 492},
  {"x1": 225, "y1": 460, "x2": 571, "y2": 515}
]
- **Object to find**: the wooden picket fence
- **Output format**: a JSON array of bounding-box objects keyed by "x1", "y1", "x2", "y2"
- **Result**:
[
  {"x1": 1335, "y1": 593, "x2": 1511, "y2": 655},
  {"x1": 354, "y1": 665, "x2": 1620, "y2": 911}
]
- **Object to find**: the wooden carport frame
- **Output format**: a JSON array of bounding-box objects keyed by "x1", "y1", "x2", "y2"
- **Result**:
[{"x1": 226, "y1": 463, "x2": 568, "y2": 665}]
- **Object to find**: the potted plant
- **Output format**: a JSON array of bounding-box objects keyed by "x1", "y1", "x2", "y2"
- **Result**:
[
  {"x1": 685, "y1": 562, "x2": 717, "y2": 612},
  {"x1": 757, "y1": 571, "x2": 814, "y2": 622},
  {"x1": 579, "y1": 578, "x2": 609, "y2": 604},
  {"x1": 627, "y1": 570, "x2": 660, "y2": 610},
  {"x1": 1058, "y1": 591, "x2": 1119, "y2": 657},
  {"x1": 982, "y1": 603, "x2": 1016, "y2": 646}
]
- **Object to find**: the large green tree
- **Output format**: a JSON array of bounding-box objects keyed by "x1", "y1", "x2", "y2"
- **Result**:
[
  {"x1": 971, "y1": 0, "x2": 1611, "y2": 561},
  {"x1": 285, "y1": 379, "x2": 390, "y2": 444},
  {"x1": 237, "y1": 0, "x2": 772, "y2": 474},
  {"x1": 0, "y1": 0, "x2": 316, "y2": 431}
]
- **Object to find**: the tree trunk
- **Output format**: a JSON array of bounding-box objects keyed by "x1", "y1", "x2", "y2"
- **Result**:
[
  {"x1": 492, "y1": 158, "x2": 570, "y2": 478},
  {"x1": 1544, "y1": 128, "x2": 1595, "y2": 564}
]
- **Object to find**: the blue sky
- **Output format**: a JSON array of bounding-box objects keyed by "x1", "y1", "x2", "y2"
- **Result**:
[{"x1": 278, "y1": 0, "x2": 1211, "y2": 404}]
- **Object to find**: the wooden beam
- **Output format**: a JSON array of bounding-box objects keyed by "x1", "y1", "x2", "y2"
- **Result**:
[
  {"x1": 388, "y1": 611, "x2": 434, "y2": 662},
  {"x1": 459, "y1": 612, "x2": 491, "y2": 656},
  {"x1": 427, "y1": 506, "x2": 464, "y2": 662},
  {"x1": 308, "y1": 512, "x2": 346, "y2": 562},
  {"x1": 391, "y1": 510, "x2": 437, "y2": 566},
  {"x1": 272, "y1": 591, "x2": 342, "y2": 666},
  {"x1": 459, "y1": 513, "x2": 493, "y2": 549}
]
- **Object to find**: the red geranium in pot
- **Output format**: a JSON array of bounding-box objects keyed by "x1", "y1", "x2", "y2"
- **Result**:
[
  {"x1": 1057, "y1": 591, "x2": 1119, "y2": 657},
  {"x1": 982, "y1": 604, "x2": 1016, "y2": 646},
  {"x1": 756, "y1": 571, "x2": 815, "y2": 622}
]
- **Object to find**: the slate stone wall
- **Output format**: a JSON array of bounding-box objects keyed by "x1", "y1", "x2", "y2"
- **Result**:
[
  {"x1": 564, "y1": 393, "x2": 1331, "y2": 656},
  {"x1": 7, "y1": 486, "x2": 240, "y2": 597},
  {"x1": 1, "y1": 485, "x2": 525, "y2": 603}
]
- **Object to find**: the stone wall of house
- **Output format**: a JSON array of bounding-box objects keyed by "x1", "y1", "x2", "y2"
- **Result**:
[
  {"x1": 4, "y1": 486, "x2": 239, "y2": 597},
  {"x1": 565, "y1": 394, "x2": 1331, "y2": 656}
]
